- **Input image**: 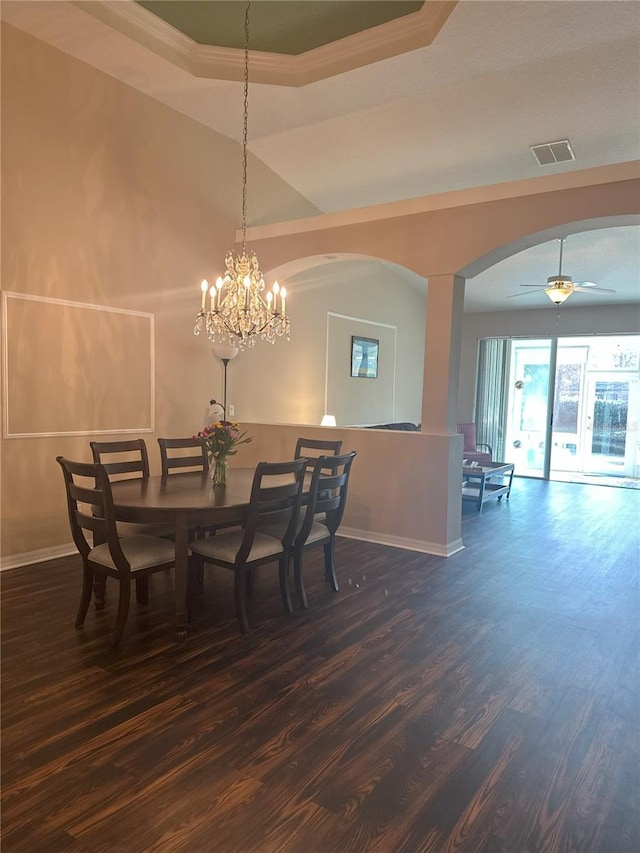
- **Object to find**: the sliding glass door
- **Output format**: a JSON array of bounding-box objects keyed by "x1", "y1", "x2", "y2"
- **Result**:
[
  {"x1": 476, "y1": 335, "x2": 640, "y2": 483},
  {"x1": 502, "y1": 339, "x2": 553, "y2": 477}
]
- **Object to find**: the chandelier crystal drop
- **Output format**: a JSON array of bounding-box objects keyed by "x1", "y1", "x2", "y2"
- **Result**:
[{"x1": 194, "y1": 1, "x2": 290, "y2": 350}]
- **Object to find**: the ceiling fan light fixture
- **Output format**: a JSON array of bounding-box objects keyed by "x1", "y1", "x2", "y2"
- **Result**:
[
  {"x1": 545, "y1": 282, "x2": 572, "y2": 305},
  {"x1": 512, "y1": 235, "x2": 615, "y2": 306},
  {"x1": 544, "y1": 240, "x2": 574, "y2": 305}
]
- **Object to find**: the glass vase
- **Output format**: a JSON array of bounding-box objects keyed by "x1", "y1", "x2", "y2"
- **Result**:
[{"x1": 211, "y1": 457, "x2": 228, "y2": 486}]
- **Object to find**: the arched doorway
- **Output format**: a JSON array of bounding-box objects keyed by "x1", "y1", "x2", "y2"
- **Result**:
[{"x1": 466, "y1": 224, "x2": 640, "y2": 486}]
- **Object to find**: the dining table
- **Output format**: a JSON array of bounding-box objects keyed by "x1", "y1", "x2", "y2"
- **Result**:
[{"x1": 110, "y1": 468, "x2": 264, "y2": 640}]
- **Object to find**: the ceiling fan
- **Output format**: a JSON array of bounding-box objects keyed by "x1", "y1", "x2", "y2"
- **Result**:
[{"x1": 509, "y1": 237, "x2": 616, "y2": 305}]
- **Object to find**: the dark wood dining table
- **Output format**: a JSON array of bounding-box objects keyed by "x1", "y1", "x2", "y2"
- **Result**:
[{"x1": 110, "y1": 468, "x2": 260, "y2": 640}]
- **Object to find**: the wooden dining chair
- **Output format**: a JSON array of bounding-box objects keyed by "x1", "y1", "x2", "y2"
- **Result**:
[
  {"x1": 292, "y1": 451, "x2": 357, "y2": 609},
  {"x1": 158, "y1": 437, "x2": 209, "y2": 476},
  {"x1": 188, "y1": 459, "x2": 306, "y2": 633},
  {"x1": 57, "y1": 457, "x2": 176, "y2": 647},
  {"x1": 294, "y1": 436, "x2": 344, "y2": 522},
  {"x1": 89, "y1": 439, "x2": 174, "y2": 540}
]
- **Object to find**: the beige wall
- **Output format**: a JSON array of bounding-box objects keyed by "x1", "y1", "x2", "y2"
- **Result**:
[
  {"x1": 0, "y1": 25, "x2": 318, "y2": 564},
  {"x1": 223, "y1": 265, "x2": 426, "y2": 428},
  {"x1": 458, "y1": 303, "x2": 640, "y2": 421}
]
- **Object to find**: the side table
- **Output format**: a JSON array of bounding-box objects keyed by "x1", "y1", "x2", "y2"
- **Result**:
[{"x1": 462, "y1": 462, "x2": 515, "y2": 512}]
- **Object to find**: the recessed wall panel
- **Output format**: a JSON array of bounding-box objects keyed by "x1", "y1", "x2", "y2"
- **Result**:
[
  {"x1": 326, "y1": 312, "x2": 396, "y2": 425},
  {"x1": 2, "y1": 294, "x2": 154, "y2": 437}
]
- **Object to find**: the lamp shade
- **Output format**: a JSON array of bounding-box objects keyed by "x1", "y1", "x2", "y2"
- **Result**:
[
  {"x1": 545, "y1": 286, "x2": 571, "y2": 305},
  {"x1": 207, "y1": 400, "x2": 225, "y2": 422},
  {"x1": 212, "y1": 344, "x2": 239, "y2": 362},
  {"x1": 321, "y1": 414, "x2": 337, "y2": 427}
]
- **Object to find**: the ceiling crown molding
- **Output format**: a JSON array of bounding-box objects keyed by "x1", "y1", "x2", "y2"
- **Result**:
[{"x1": 73, "y1": 0, "x2": 458, "y2": 86}]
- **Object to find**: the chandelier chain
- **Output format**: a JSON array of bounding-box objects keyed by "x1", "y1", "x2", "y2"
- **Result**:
[
  {"x1": 193, "y1": 0, "x2": 290, "y2": 350},
  {"x1": 241, "y1": 1, "x2": 250, "y2": 250}
]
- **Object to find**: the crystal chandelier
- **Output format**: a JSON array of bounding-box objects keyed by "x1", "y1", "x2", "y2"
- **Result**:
[{"x1": 194, "y1": 1, "x2": 289, "y2": 350}]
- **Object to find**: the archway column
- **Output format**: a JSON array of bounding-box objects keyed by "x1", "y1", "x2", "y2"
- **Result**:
[
  {"x1": 421, "y1": 273, "x2": 465, "y2": 434},
  {"x1": 420, "y1": 273, "x2": 465, "y2": 547}
]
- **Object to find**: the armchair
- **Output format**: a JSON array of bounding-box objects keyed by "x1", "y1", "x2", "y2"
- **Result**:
[{"x1": 457, "y1": 423, "x2": 492, "y2": 466}]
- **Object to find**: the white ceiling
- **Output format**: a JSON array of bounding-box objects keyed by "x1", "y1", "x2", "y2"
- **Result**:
[
  {"x1": 3, "y1": 0, "x2": 640, "y2": 311},
  {"x1": 464, "y1": 225, "x2": 640, "y2": 312}
]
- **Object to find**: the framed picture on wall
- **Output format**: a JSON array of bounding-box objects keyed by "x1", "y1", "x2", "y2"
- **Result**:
[{"x1": 351, "y1": 336, "x2": 379, "y2": 378}]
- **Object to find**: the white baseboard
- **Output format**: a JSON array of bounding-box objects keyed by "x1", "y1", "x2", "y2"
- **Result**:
[
  {"x1": 338, "y1": 527, "x2": 464, "y2": 557},
  {"x1": 0, "y1": 544, "x2": 77, "y2": 571},
  {"x1": 1, "y1": 530, "x2": 465, "y2": 572}
]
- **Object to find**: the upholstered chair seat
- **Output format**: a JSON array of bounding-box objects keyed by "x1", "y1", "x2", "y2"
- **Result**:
[
  {"x1": 190, "y1": 529, "x2": 285, "y2": 565},
  {"x1": 89, "y1": 535, "x2": 176, "y2": 572}
]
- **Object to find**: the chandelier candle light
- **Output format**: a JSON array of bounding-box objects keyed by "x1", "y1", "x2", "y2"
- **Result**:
[{"x1": 194, "y1": 1, "x2": 290, "y2": 350}]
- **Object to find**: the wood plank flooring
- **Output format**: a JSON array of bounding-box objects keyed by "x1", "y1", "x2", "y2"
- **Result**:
[{"x1": 2, "y1": 478, "x2": 639, "y2": 852}]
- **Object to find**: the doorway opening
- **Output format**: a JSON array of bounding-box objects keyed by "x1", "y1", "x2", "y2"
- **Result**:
[{"x1": 475, "y1": 335, "x2": 640, "y2": 487}]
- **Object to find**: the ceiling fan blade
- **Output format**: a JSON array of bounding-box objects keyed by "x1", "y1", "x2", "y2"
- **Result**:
[
  {"x1": 573, "y1": 280, "x2": 598, "y2": 287},
  {"x1": 573, "y1": 285, "x2": 616, "y2": 294},
  {"x1": 507, "y1": 289, "x2": 546, "y2": 298},
  {"x1": 519, "y1": 284, "x2": 546, "y2": 287}
]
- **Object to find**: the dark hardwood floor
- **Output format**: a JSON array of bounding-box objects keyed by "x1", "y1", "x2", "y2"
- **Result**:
[{"x1": 2, "y1": 478, "x2": 639, "y2": 852}]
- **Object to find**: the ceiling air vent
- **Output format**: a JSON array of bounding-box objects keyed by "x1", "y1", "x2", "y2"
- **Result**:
[{"x1": 530, "y1": 139, "x2": 575, "y2": 166}]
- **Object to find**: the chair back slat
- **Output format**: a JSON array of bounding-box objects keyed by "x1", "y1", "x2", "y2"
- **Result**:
[
  {"x1": 68, "y1": 481, "x2": 102, "y2": 507},
  {"x1": 256, "y1": 481, "x2": 301, "y2": 504},
  {"x1": 158, "y1": 438, "x2": 209, "y2": 476},
  {"x1": 97, "y1": 460, "x2": 145, "y2": 476},
  {"x1": 90, "y1": 439, "x2": 150, "y2": 481},
  {"x1": 76, "y1": 510, "x2": 107, "y2": 535}
]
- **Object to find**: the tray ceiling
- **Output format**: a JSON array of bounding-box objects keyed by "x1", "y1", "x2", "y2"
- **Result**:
[{"x1": 135, "y1": 1, "x2": 424, "y2": 55}]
